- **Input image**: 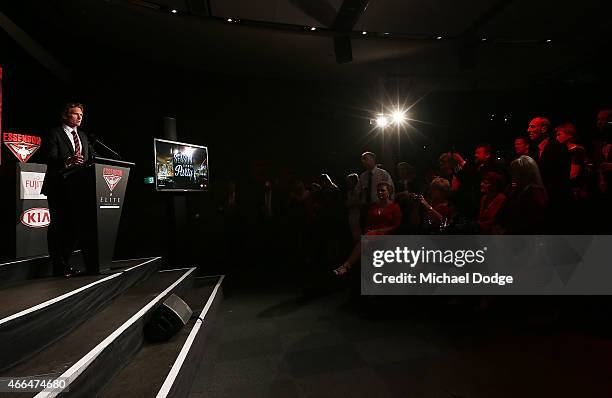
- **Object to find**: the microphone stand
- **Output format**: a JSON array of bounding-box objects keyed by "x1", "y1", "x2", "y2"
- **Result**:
[{"x1": 88, "y1": 134, "x2": 122, "y2": 160}]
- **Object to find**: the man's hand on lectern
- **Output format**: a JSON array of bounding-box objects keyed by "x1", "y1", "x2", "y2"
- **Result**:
[{"x1": 65, "y1": 155, "x2": 85, "y2": 168}]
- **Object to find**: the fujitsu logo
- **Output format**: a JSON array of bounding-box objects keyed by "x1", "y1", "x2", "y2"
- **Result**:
[
  {"x1": 3, "y1": 132, "x2": 42, "y2": 163},
  {"x1": 103, "y1": 167, "x2": 123, "y2": 192},
  {"x1": 24, "y1": 176, "x2": 44, "y2": 191},
  {"x1": 21, "y1": 208, "x2": 50, "y2": 228}
]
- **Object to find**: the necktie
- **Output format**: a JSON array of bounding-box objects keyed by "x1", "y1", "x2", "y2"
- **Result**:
[{"x1": 71, "y1": 130, "x2": 81, "y2": 156}]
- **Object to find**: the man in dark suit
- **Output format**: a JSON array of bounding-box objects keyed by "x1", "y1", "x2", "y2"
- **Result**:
[
  {"x1": 527, "y1": 116, "x2": 571, "y2": 232},
  {"x1": 41, "y1": 103, "x2": 92, "y2": 276}
]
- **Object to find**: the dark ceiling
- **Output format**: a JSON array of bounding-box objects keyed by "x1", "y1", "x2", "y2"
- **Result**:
[{"x1": 2, "y1": 0, "x2": 612, "y2": 90}]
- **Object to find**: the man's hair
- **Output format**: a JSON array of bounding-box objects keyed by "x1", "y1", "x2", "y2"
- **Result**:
[
  {"x1": 397, "y1": 161, "x2": 414, "y2": 170},
  {"x1": 430, "y1": 177, "x2": 451, "y2": 195},
  {"x1": 555, "y1": 122, "x2": 577, "y2": 137},
  {"x1": 361, "y1": 151, "x2": 376, "y2": 161},
  {"x1": 62, "y1": 102, "x2": 84, "y2": 118},
  {"x1": 475, "y1": 143, "x2": 493, "y2": 155},
  {"x1": 515, "y1": 135, "x2": 529, "y2": 144}
]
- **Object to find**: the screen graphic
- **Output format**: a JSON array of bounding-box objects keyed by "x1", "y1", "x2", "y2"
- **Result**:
[{"x1": 154, "y1": 138, "x2": 208, "y2": 191}]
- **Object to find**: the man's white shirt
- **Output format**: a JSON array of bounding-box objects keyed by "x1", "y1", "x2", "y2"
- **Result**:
[
  {"x1": 62, "y1": 124, "x2": 82, "y2": 153},
  {"x1": 359, "y1": 166, "x2": 395, "y2": 204}
]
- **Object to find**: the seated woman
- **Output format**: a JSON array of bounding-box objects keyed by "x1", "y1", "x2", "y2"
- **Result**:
[
  {"x1": 476, "y1": 171, "x2": 507, "y2": 233},
  {"x1": 334, "y1": 182, "x2": 401, "y2": 275}
]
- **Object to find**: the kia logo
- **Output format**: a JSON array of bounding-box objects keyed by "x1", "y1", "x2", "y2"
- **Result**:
[{"x1": 21, "y1": 208, "x2": 50, "y2": 228}]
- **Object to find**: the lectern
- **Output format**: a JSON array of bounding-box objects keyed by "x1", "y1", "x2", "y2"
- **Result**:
[{"x1": 62, "y1": 156, "x2": 134, "y2": 273}]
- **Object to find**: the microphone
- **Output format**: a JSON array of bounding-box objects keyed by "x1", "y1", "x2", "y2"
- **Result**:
[{"x1": 87, "y1": 132, "x2": 122, "y2": 160}]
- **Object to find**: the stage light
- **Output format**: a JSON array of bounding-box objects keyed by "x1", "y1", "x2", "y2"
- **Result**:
[
  {"x1": 436, "y1": 35, "x2": 443, "y2": 40},
  {"x1": 310, "y1": 27, "x2": 317, "y2": 31},
  {"x1": 376, "y1": 115, "x2": 389, "y2": 128},
  {"x1": 171, "y1": 9, "x2": 178, "y2": 14},
  {"x1": 227, "y1": 18, "x2": 233, "y2": 22},
  {"x1": 391, "y1": 110, "x2": 407, "y2": 124},
  {"x1": 362, "y1": 31, "x2": 367, "y2": 35},
  {"x1": 481, "y1": 37, "x2": 487, "y2": 42},
  {"x1": 545, "y1": 39, "x2": 552, "y2": 43}
]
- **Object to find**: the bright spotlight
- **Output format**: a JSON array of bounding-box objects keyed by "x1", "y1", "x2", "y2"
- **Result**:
[
  {"x1": 376, "y1": 115, "x2": 389, "y2": 128},
  {"x1": 391, "y1": 110, "x2": 407, "y2": 124},
  {"x1": 310, "y1": 26, "x2": 317, "y2": 31}
]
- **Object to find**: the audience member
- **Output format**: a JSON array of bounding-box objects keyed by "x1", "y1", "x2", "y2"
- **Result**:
[
  {"x1": 527, "y1": 116, "x2": 570, "y2": 231},
  {"x1": 345, "y1": 173, "x2": 361, "y2": 242},
  {"x1": 555, "y1": 123, "x2": 588, "y2": 197},
  {"x1": 419, "y1": 177, "x2": 456, "y2": 231},
  {"x1": 477, "y1": 172, "x2": 506, "y2": 234},
  {"x1": 395, "y1": 162, "x2": 422, "y2": 233},
  {"x1": 514, "y1": 136, "x2": 530, "y2": 158},
  {"x1": 334, "y1": 182, "x2": 401, "y2": 275},
  {"x1": 359, "y1": 151, "x2": 394, "y2": 205},
  {"x1": 497, "y1": 156, "x2": 548, "y2": 233},
  {"x1": 527, "y1": 117, "x2": 571, "y2": 200}
]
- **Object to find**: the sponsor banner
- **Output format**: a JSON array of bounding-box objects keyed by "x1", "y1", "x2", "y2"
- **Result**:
[
  {"x1": 20, "y1": 171, "x2": 47, "y2": 199},
  {"x1": 2, "y1": 132, "x2": 42, "y2": 163},
  {"x1": 20, "y1": 208, "x2": 50, "y2": 228},
  {"x1": 361, "y1": 235, "x2": 612, "y2": 295}
]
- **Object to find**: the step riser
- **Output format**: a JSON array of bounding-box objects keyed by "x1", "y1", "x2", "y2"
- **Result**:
[
  {"x1": 0, "y1": 258, "x2": 162, "y2": 372},
  {"x1": 58, "y1": 269, "x2": 196, "y2": 398}
]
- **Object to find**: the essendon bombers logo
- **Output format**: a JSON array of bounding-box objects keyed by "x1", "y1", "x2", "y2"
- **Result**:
[
  {"x1": 103, "y1": 167, "x2": 123, "y2": 192},
  {"x1": 3, "y1": 133, "x2": 42, "y2": 163}
]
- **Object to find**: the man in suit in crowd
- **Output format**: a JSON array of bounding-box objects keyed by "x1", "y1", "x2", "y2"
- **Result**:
[
  {"x1": 527, "y1": 116, "x2": 570, "y2": 199},
  {"x1": 41, "y1": 103, "x2": 92, "y2": 276},
  {"x1": 527, "y1": 116, "x2": 571, "y2": 232},
  {"x1": 359, "y1": 152, "x2": 394, "y2": 230}
]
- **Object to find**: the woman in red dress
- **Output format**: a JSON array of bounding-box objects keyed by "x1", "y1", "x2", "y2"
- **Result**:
[{"x1": 334, "y1": 182, "x2": 401, "y2": 275}]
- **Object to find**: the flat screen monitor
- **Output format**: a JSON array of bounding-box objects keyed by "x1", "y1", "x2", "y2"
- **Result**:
[{"x1": 154, "y1": 138, "x2": 209, "y2": 191}]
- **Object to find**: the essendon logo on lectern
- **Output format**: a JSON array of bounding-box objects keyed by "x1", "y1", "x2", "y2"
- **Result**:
[
  {"x1": 3, "y1": 132, "x2": 42, "y2": 163},
  {"x1": 103, "y1": 168, "x2": 123, "y2": 191},
  {"x1": 21, "y1": 208, "x2": 50, "y2": 228}
]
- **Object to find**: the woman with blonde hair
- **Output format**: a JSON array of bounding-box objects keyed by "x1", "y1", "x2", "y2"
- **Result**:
[{"x1": 498, "y1": 155, "x2": 548, "y2": 233}]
